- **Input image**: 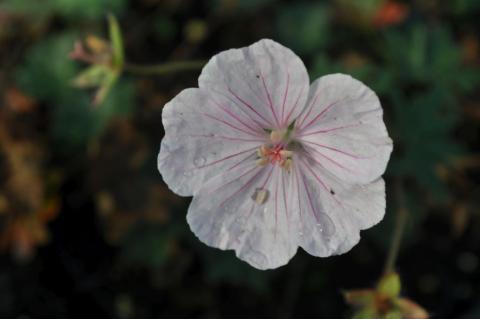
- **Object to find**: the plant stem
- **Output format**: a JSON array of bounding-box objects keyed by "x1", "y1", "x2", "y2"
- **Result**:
[
  {"x1": 123, "y1": 60, "x2": 206, "y2": 76},
  {"x1": 384, "y1": 180, "x2": 409, "y2": 275}
]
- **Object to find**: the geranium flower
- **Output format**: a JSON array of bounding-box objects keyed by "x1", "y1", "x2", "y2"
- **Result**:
[{"x1": 158, "y1": 39, "x2": 393, "y2": 270}]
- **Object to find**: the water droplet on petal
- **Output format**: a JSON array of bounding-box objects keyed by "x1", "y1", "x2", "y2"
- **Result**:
[
  {"x1": 193, "y1": 156, "x2": 206, "y2": 167},
  {"x1": 298, "y1": 231, "x2": 303, "y2": 237},
  {"x1": 183, "y1": 170, "x2": 193, "y2": 177},
  {"x1": 252, "y1": 188, "x2": 269, "y2": 205},
  {"x1": 223, "y1": 204, "x2": 231, "y2": 211},
  {"x1": 316, "y1": 213, "x2": 336, "y2": 238}
]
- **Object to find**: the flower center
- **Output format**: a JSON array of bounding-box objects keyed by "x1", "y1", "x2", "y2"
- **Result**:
[{"x1": 256, "y1": 130, "x2": 293, "y2": 170}]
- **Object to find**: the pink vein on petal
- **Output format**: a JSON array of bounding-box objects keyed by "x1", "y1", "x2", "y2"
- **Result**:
[
  {"x1": 259, "y1": 72, "x2": 280, "y2": 127},
  {"x1": 293, "y1": 165, "x2": 305, "y2": 238},
  {"x1": 210, "y1": 88, "x2": 267, "y2": 130},
  {"x1": 219, "y1": 166, "x2": 265, "y2": 208},
  {"x1": 210, "y1": 97, "x2": 265, "y2": 135},
  {"x1": 296, "y1": 91, "x2": 320, "y2": 129},
  {"x1": 187, "y1": 134, "x2": 265, "y2": 143},
  {"x1": 226, "y1": 152, "x2": 257, "y2": 172},
  {"x1": 241, "y1": 164, "x2": 274, "y2": 217},
  {"x1": 299, "y1": 168, "x2": 323, "y2": 225},
  {"x1": 300, "y1": 99, "x2": 344, "y2": 131},
  {"x1": 201, "y1": 113, "x2": 262, "y2": 137},
  {"x1": 304, "y1": 144, "x2": 355, "y2": 174},
  {"x1": 188, "y1": 146, "x2": 258, "y2": 171},
  {"x1": 209, "y1": 165, "x2": 259, "y2": 195},
  {"x1": 298, "y1": 158, "x2": 330, "y2": 193},
  {"x1": 274, "y1": 169, "x2": 279, "y2": 240},
  {"x1": 296, "y1": 123, "x2": 362, "y2": 137},
  {"x1": 281, "y1": 72, "x2": 290, "y2": 122},
  {"x1": 227, "y1": 86, "x2": 272, "y2": 127},
  {"x1": 299, "y1": 158, "x2": 342, "y2": 206},
  {"x1": 282, "y1": 170, "x2": 290, "y2": 234},
  {"x1": 234, "y1": 165, "x2": 275, "y2": 245},
  {"x1": 283, "y1": 86, "x2": 304, "y2": 127},
  {"x1": 301, "y1": 140, "x2": 366, "y2": 159}
]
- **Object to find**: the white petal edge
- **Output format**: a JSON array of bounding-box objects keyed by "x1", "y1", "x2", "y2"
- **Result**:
[
  {"x1": 187, "y1": 161, "x2": 301, "y2": 270},
  {"x1": 293, "y1": 158, "x2": 386, "y2": 258},
  {"x1": 199, "y1": 39, "x2": 310, "y2": 130},
  {"x1": 295, "y1": 73, "x2": 393, "y2": 184},
  {"x1": 158, "y1": 88, "x2": 267, "y2": 196}
]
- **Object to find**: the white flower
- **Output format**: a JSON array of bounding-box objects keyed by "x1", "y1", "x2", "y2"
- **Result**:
[{"x1": 158, "y1": 39, "x2": 393, "y2": 270}]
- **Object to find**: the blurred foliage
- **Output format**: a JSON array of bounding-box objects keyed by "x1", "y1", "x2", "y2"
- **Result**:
[
  {"x1": 1, "y1": 0, "x2": 126, "y2": 19},
  {"x1": 276, "y1": 2, "x2": 331, "y2": 54},
  {"x1": 15, "y1": 33, "x2": 134, "y2": 152},
  {"x1": 1, "y1": 0, "x2": 480, "y2": 318}
]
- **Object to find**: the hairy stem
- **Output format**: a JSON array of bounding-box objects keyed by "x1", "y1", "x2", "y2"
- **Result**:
[{"x1": 384, "y1": 180, "x2": 409, "y2": 275}]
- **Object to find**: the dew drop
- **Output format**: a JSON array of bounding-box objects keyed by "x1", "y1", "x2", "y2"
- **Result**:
[
  {"x1": 193, "y1": 156, "x2": 206, "y2": 167},
  {"x1": 315, "y1": 213, "x2": 336, "y2": 238},
  {"x1": 183, "y1": 170, "x2": 193, "y2": 177},
  {"x1": 298, "y1": 231, "x2": 304, "y2": 237},
  {"x1": 252, "y1": 188, "x2": 269, "y2": 205}
]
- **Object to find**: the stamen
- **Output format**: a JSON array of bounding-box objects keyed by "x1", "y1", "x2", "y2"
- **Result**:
[
  {"x1": 270, "y1": 130, "x2": 285, "y2": 144},
  {"x1": 281, "y1": 158, "x2": 293, "y2": 171},
  {"x1": 279, "y1": 150, "x2": 293, "y2": 158},
  {"x1": 256, "y1": 157, "x2": 269, "y2": 166}
]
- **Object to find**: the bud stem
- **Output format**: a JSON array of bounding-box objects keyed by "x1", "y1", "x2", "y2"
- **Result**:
[{"x1": 384, "y1": 180, "x2": 409, "y2": 275}]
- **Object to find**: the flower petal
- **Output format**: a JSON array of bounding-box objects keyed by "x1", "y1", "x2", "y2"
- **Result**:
[
  {"x1": 293, "y1": 158, "x2": 386, "y2": 257},
  {"x1": 187, "y1": 162, "x2": 300, "y2": 270},
  {"x1": 199, "y1": 39, "x2": 310, "y2": 129},
  {"x1": 158, "y1": 88, "x2": 268, "y2": 196},
  {"x1": 295, "y1": 74, "x2": 392, "y2": 184}
]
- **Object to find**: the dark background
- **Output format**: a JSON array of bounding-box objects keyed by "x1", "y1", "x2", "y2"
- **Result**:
[{"x1": 0, "y1": 0, "x2": 479, "y2": 318}]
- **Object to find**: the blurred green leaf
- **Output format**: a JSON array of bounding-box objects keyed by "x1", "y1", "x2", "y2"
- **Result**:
[
  {"x1": 209, "y1": 0, "x2": 277, "y2": 13},
  {"x1": 389, "y1": 88, "x2": 463, "y2": 200},
  {"x1": 1, "y1": 0, "x2": 126, "y2": 19},
  {"x1": 276, "y1": 3, "x2": 331, "y2": 54},
  {"x1": 16, "y1": 33, "x2": 79, "y2": 101},
  {"x1": 51, "y1": 79, "x2": 134, "y2": 151},
  {"x1": 452, "y1": 0, "x2": 480, "y2": 15},
  {"x1": 108, "y1": 14, "x2": 124, "y2": 70},
  {"x1": 382, "y1": 25, "x2": 480, "y2": 94},
  {"x1": 120, "y1": 224, "x2": 172, "y2": 268},
  {"x1": 200, "y1": 248, "x2": 272, "y2": 293},
  {"x1": 153, "y1": 15, "x2": 177, "y2": 43},
  {"x1": 310, "y1": 54, "x2": 394, "y2": 95},
  {"x1": 17, "y1": 33, "x2": 133, "y2": 152}
]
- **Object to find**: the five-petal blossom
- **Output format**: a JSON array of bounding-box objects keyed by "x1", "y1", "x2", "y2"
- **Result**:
[{"x1": 158, "y1": 39, "x2": 393, "y2": 270}]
